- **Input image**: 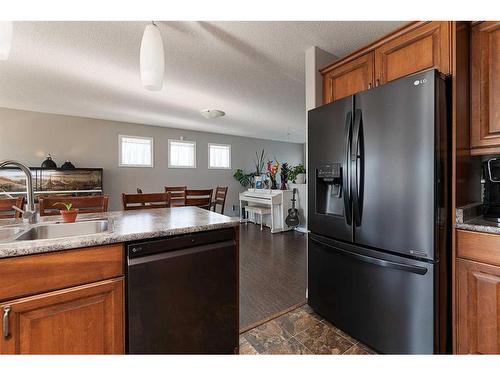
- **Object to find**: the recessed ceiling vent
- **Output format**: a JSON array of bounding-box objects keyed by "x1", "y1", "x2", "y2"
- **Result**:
[{"x1": 200, "y1": 109, "x2": 225, "y2": 119}]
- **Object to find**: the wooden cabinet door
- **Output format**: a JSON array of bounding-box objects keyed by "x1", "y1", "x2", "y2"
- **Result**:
[
  {"x1": 457, "y1": 259, "x2": 500, "y2": 354},
  {"x1": 322, "y1": 52, "x2": 374, "y2": 104},
  {"x1": 470, "y1": 21, "x2": 500, "y2": 154},
  {"x1": 0, "y1": 278, "x2": 124, "y2": 354},
  {"x1": 374, "y1": 21, "x2": 450, "y2": 85}
]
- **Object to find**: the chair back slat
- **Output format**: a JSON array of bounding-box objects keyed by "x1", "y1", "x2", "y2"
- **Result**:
[
  {"x1": 211, "y1": 186, "x2": 228, "y2": 214},
  {"x1": 39, "y1": 195, "x2": 109, "y2": 216},
  {"x1": 185, "y1": 189, "x2": 213, "y2": 209},
  {"x1": 122, "y1": 192, "x2": 171, "y2": 210},
  {"x1": 164, "y1": 186, "x2": 187, "y2": 207},
  {"x1": 0, "y1": 197, "x2": 25, "y2": 219}
]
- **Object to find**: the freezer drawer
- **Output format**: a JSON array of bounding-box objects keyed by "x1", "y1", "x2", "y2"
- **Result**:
[{"x1": 308, "y1": 234, "x2": 436, "y2": 354}]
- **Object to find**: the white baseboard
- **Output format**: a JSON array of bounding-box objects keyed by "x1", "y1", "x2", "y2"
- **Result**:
[{"x1": 294, "y1": 227, "x2": 308, "y2": 234}]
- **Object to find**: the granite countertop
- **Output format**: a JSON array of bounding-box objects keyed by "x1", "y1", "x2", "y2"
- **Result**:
[
  {"x1": 456, "y1": 203, "x2": 500, "y2": 235},
  {"x1": 0, "y1": 207, "x2": 239, "y2": 259}
]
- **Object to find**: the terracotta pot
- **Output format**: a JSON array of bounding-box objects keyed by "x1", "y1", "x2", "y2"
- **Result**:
[{"x1": 60, "y1": 209, "x2": 78, "y2": 223}]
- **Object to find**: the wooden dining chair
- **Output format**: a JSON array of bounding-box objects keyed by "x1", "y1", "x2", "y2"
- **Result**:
[
  {"x1": 122, "y1": 192, "x2": 171, "y2": 210},
  {"x1": 210, "y1": 186, "x2": 228, "y2": 214},
  {"x1": 164, "y1": 186, "x2": 187, "y2": 207},
  {"x1": 0, "y1": 196, "x2": 25, "y2": 219},
  {"x1": 185, "y1": 189, "x2": 213, "y2": 210},
  {"x1": 39, "y1": 195, "x2": 109, "y2": 216}
]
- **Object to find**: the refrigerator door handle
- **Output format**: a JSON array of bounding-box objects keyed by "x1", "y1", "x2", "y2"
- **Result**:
[
  {"x1": 310, "y1": 236, "x2": 428, "y2": 275},
  {"x1": 343, "y1": 111, "x2": 353, "y2": 225},
  {"x1": 352, "y1": 108, "x2": 364, "y2": 227}
]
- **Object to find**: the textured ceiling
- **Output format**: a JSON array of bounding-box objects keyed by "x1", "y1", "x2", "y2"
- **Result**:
[{"x1": 0, "y1": 21, "x2": 404, "y2": 143}]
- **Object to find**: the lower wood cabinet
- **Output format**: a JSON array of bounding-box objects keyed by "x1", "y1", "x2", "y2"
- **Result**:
[
  {"x1": 456, "y1": 229, "x2": 500, "y2": 354},
  {"x1": 0, "y1": 276, "x2": 124, "y2": 354},
  {"x1": 457, "y1": 259, "x2": 500, "y2": 354}
]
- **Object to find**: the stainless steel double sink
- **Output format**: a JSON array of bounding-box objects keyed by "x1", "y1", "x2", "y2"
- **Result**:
[{"x1": 0, "y1": 219, "x2": 112, "y2": 243}]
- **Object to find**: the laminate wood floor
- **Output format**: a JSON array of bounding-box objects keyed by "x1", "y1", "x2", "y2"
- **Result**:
[{"x1": 239, "y1": 223, "x2": 307, "y2": 331}]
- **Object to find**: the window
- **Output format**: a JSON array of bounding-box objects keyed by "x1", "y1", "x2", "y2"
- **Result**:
[
  {"x1": 168, "y1": 139, "x2": 196, "y2": 168},
  {"x1": 208, "y1": 143, "x2": 231, "y2": 169},
  {"x1": 119, "y1": 135, "x2": 153, "y2": 167}
]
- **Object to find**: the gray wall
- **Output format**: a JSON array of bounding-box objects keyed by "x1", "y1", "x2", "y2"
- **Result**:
[
  {"x1": 303, "y1": 46, "x2": 336, "y2": 230},
  {"x1": 0, "y1": 107, "x2": 304, "y2": 214}
]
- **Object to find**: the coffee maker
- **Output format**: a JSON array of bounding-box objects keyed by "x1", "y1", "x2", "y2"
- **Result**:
[{"x1": 482, "y1": 157, "x2": 500, "y2": 221}]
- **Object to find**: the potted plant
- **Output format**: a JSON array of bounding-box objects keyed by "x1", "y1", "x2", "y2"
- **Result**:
[
  {"x1": 280, "y1": 162, "x2": 291, "y2": 190},
  {"x1": 233, "y1": 169, "x2": 254, "y2": 188},
  {"x1": 289, "y1": 164, "x2": 306, "y2": 184},
  {"x1": 53, "y1": 202, "x2": 78, "y2": 223},
  {"x1": 267, "y1": 160, "x2": 280, "y2": 189},
  {"x1": 253, "y1": 149, "x2": 266, "y2": 176}
]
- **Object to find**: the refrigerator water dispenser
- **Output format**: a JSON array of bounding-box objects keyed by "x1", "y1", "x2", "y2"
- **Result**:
[{"x1": 316, "y1": 163, "x2": 343, "y2": 216}]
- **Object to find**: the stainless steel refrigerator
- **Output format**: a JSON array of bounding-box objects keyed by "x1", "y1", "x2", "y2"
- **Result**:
[{"x1": 307, "y1": 69, "x2": 450, "y2": 354}]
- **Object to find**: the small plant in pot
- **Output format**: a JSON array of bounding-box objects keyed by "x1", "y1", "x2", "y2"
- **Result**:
[{"x1": 54, "y1": 202, "x2": 78, "y2": 223}]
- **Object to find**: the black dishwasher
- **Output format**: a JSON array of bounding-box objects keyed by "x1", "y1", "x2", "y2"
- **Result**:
[{"x1": 126, "y1": 228, "x2": 238, "y2": 354}]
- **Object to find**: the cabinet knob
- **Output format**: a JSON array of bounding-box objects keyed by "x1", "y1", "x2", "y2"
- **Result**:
[
  {"x1": 376, "y1": 79, "x2": 380, "y2": 87},
  {"x1": 368, "y1": 82, "x2": 372, "y2": 89}
]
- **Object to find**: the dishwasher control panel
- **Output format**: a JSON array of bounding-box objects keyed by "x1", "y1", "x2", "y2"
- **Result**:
[{"x1": 126, "y1": 228, "x2": 235, "y2": 259}]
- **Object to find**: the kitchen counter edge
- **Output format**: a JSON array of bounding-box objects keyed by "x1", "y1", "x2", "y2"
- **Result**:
[{"x1": 0, "y1": 207, "x2": 240, "y2": 259}]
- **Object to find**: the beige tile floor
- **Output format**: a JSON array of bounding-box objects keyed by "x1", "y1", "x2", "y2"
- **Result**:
[{"x1": 239, "y1": 304, "x2": 376, "y2": 355}]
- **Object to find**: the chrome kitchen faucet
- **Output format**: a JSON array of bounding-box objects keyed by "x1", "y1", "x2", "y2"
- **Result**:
[{"x1": 0, "y1": 160, "x2": 37, "y2": 223}]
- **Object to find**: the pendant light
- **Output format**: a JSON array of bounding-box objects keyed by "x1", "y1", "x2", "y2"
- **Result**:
[
  {"x1": 140, "y1": 21, "x2": 165, "y2": 91},
  {"x1": 0, "y1": 21, "x2": 13, "y2": 60}
]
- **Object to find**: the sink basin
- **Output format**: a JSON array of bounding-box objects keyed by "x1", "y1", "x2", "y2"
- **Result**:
[
  {"x1": 0, "y1": 227, "x2": 24, "y2": 242},
  {"x1": 14, "y1": 219, "x2": 111, "y2": 241}
]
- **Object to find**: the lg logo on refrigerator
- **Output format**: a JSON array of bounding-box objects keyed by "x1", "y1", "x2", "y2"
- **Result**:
[{"x1": 413, "y1": 79, "x2": 428, "y2": 86}]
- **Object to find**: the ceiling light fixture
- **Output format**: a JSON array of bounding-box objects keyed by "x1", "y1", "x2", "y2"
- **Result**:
[
  {"x1": 0, "y1": 21, "x2": 13, "y2": 60},
  {"x1": 140, "y1": 21, "x2": 165, "y2": 91},
  {"x1": 200, "y1": 109, "x2": 226, "y2": 119}
]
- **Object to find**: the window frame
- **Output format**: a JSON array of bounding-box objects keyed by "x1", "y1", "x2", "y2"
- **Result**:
[
  {"x1": 118, "y1": 134, "x2": 154, "y2": 168},
  {"x1": 207, "y1": 143, "x2": 232, "y2": 170},
  {"x1": 168, "y1": 139, "x2": 197, "y2": 169}
]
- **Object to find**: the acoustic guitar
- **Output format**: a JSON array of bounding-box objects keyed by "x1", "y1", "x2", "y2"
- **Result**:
[{"x1": 285, "y1": 188, "x2": 300, "y2": 228}]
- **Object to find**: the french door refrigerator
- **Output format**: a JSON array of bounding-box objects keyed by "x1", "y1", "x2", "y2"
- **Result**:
[{"x1": 307, "y1": 69, "x2": 450, "y2": 354}]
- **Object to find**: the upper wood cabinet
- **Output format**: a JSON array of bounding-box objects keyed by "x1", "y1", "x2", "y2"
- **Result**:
[
  {"x1": 457, "y1": 258, "x2": 500, "y2": 354},
  {"x1": 470, "y1": 21, "x2": 500, "y2": 155},
  {"x1": 322, "y1": 52, "x2": 374, "y2": 104},
  {"x1": 0, "y1": 278, "x2": 124, "y2": 354},
  {"x1": 321, "y1": 21, "x2": 451, "y2": 105},
  {"x1": 374, "y1": 21, "x2": 450, "y2": 85}
]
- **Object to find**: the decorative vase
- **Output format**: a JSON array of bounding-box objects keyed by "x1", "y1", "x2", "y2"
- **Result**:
[
  {"x1": 295, "y1": 173, "x2": 306, "y2": 184},
  {"x1": 61, "y1": 160, "x2": 75, "y2": 170},
  {"x1": 41, "y1": 154, "x2": 57, "y2": 169},
  {"x1": 280, "y1": 175, "x2": 287, "y2": 190},
  {"x1": 270, "y1": 176, "x2": 278, "y2": 189},
  {"x1": 60, "y1": 209, "x2": 78, "y2": 223}
]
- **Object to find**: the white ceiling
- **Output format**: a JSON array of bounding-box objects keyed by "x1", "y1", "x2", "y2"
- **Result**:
[{"x1": 0, "y1": 21, "x2": 404, "y2": 143}]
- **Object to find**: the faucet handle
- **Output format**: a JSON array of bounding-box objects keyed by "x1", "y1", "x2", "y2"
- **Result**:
[
  {"x1": 11, "y1": 205, "x2": 36, "y2": 222},
  {"x1": 11, "y1": 205, "x2": 24, "y2": 215}
]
